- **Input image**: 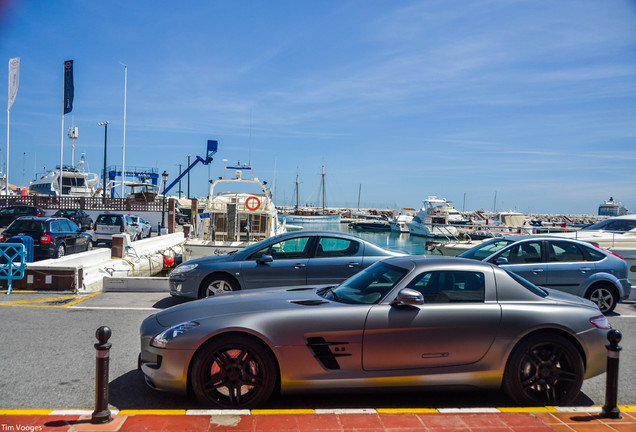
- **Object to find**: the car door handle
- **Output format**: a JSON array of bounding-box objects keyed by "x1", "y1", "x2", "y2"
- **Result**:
[
  {"x1": 579, "y1": 267, "x2": 592, "y2": 272},
  {"x1": 294, "y1": 263, "x2": 306, "y2": 269},
  {"x1": 532, "y1": 268, "x2": 544, "y2": 273},
  {"x1": 347, "y1": 262, "x2": 360, "y2": 268}
]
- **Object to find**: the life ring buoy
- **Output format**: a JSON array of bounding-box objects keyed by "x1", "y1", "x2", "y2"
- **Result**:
[{"x1": 245, "y1": 196, "x2": 261, "y2": 211}]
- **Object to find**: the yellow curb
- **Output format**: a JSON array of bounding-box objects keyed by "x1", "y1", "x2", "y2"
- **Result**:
[
  {"x1": 0, "y1": 409, "x2": 53, "y2": 415},
  {"x1": 377, "y1": 408, "x2": 438, "y2": 414},
  {"x1": 117, "y1": 409, "x2": 186, "y2": 415},
  {"x1": 497, "y1": 407, "x2": 558, "y2": 412},
  {"x1": 250, "y1": 409, "x2": 316, "y2": 415}
]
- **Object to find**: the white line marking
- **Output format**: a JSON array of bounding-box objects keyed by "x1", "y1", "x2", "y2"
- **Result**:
[{"x1": 69, "y1": 306, "x2": 158, "y2": 311}]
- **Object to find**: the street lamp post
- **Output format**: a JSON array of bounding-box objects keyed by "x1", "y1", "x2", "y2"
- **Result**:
[
  {"x1": 98, "y1": 121, "x2": 110, "y2": 200},
  {"x1": 161, "y1": 170, "x2": 168, "y2": 230}
]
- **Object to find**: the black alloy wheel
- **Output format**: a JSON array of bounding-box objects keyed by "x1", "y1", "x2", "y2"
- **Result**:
[
  {"x1": 190, "y1": 335, "x2": 277, "y2": 408},
  {"x1": 503, "y1": 334, "x2": 584, "y2": 406}
]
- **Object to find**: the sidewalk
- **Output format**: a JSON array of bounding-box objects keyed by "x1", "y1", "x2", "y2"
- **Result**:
[{"x1": 2, "y1": 407, "x2": 636, "y2": 432}]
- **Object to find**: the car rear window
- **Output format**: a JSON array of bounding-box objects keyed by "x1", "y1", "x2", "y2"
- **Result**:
[
  {"x1": 96, "y1": 215, "x2": 123, "y2": 226},
  {"x1": 7, "y1": 219, "x2": 45, "y2": 232}
]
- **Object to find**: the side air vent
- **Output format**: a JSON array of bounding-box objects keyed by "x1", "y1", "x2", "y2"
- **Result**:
[
  {"x1": 306, "y1": 336, "x2": 351, "y2": 370},
  {"x1": 290, "y1": 300, "x2": 329, "y2": 306}
]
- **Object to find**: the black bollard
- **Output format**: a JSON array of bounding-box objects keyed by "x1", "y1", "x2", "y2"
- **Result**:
[
  {"x1": 91, "y1": 326, "x2": 113, "y2": 424},
  {"x1": 601, "y1": 329, "x2": 622, "y2": 419}
]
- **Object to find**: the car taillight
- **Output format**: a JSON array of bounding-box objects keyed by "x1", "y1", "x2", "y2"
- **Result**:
[
  {"x1": 94, "y1": 222, "x2": 97, "y2": 230},
  {"x1": 36, "y1": 212, "x2": 41, "y2": 216},
  {"x1": 120, "y1": 226, "x2": 124, "y2": 233},
  {"x1": 40, "y1": 234, "x2": 51, "y2": 244},
  {"x1": 594, "y1": 244, "x2": 624, "y2": 260},
  {"x1": 590, "y1": 315, "x2": 612, "y2": 330}
]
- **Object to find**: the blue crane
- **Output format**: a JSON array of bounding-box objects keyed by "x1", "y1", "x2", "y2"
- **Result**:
[{"x1": 162, "y1": 140, "x2": 217, "y2": 195}]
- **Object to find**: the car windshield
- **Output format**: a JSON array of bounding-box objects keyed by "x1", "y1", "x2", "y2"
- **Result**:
[
  {"x1": 318, "y1": 261, "x2": 408, "y2": 304},
  {"x1": 458, "y1": 239, "x2": 515, "y2": 260},
  {"x1": 583, "y1": 218, "x2": 636, "y2": 233}
]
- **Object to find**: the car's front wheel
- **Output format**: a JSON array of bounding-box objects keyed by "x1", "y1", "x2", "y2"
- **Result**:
[
  {"x1": 86, "y1": 241, "x2": 93, "y2": 252},
  {"x1": 503, "y1": 333, "x2": 584, "y2": 406},
  {"x1": 586, "y1": 284, "x2": 618, "y2": 314},
  {"x1": 190, "y1": 335, "x2": 277, "y2": 408},
  {"x1": 199, "y1": 274, "x2": 239, "y2": 298}
]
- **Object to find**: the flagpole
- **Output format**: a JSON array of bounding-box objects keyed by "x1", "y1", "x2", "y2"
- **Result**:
[
  {"x1": 60, "y1": 62, "x2": 65, "y2": 197},
  {"x1": 120, "y1": 63, "x2": 127, "y2": 199},
  {"x1": 7, "y1": 58, "x2": 19, "y2": 197},
  {"x1": 5, "y1": 107, "x2": 9, "y2": 197}
]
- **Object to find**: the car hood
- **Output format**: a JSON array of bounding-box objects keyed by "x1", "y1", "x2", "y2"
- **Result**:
[
  {"x1": 181, "y1": 253, "x2": 237, "y2": 266},
  {"x1": 544, "y1": 287, "x2": 599, "y2": 311},
  {"x1": 155, "y1": 285, "x2": 332, "y2": 327}
]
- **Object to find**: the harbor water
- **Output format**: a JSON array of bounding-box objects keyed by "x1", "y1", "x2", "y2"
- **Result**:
[{"x1": 291, "y1": 221, "x2": 434, "y2": 256}]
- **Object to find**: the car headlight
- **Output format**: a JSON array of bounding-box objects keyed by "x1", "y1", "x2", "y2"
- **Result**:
[
  {"x1": 151, "y1": 321, "x2": 199, "y2": 348},
  {"x1": 170, "y1": 263, "x2": 198, "y2": 276}
]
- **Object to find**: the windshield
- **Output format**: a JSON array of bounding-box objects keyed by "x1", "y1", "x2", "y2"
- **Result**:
[
  {"x1": 54, "y1": 210, "x2": 74, "y2": 217},
  {"x1": 583, "y1": 218, "x2": 636, "y2": 233},
  {"x1": 318, "y1": 261, "x2": 408, "y2": 304},
  {"x1": 458, "y1": 239, "x2": 515, "y2": 260}
]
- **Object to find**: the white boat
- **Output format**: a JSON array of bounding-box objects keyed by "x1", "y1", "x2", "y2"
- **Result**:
[
  {"x1": 598, "y1": 197, "x2": 629, "y2": 216},
  {"x1": 389, "y1": 208, "x2": 416, "y2": 233},
  {"x1": 407, "y1": 196, "x2": 468, "y2": 238},
  {"x1": 186, "y1": 165, "x2": 286, "y2": 260},
  {"x1": 29, "y1": 154, "x2": 99, "y2": 197}
]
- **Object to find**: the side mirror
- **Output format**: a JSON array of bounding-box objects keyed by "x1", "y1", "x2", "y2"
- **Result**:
[
  {"x1": 257, "y1": 255, "x2": 274, "y2": 264},
  {"x1": 495, "y1": 257, "x2": 509, "y2": 265},
  {"x1": 394, "y1": 288, "x2": 424, "y2": 306}
]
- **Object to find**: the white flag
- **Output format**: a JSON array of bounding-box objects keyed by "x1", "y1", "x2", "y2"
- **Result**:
[{"x1": 8, "y1": 57, "x2": 19, "y2": 111}]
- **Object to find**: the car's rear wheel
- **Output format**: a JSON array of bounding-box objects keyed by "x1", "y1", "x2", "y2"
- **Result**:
[
  {"x1": 190, "y1": 335, "x2": 277, "y2": 408},
  {"x1": 199, "y1": 274, "x2": 239, "y2": 298},
  {"x1": 503, "y1": 334, "x2": 584, "y2": 406},
  {"x1": 86, "y1": 241, "x2": 93, "y2": 252},
  {"x1": 55, "y1": 243, "x2": 65, "y2": 258},
  {"x1": 586, "y1": 284, "x2": 617, "y2": 314}
]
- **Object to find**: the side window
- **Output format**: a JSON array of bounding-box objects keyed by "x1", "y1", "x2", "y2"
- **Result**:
[
  {"x1": 584, "y1": 246, "x2": 606, "y2": 262},
  {"x1": 407, "y1": 270, "x2": 485, "y2": 303},
  {"x1": 496, "y1": 241, "x2": 542, "y2": 264},
  {"x1": 50, "y1": 221, "x2": 61, "y2": 233},
  {"x1": 548, "y1": 241, "x2": 585, "y2": 263},
  {"x1": 249, "y1": 237, "x2": 311, "y2": 260},
  {"x1": 63, "y1": 219, "x2": 79, "y2": 231},
  {"x1": 315, "y1": 237, "x2": 360, "y2": 257}
]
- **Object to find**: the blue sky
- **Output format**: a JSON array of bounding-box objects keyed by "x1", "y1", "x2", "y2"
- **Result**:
[{"x1": 0, "y1": 0, "x2": 635, "y2": 214}]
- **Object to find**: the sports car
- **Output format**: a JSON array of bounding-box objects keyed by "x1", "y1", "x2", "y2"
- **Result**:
[{"x1": 139, "y1": 256, "x2": 611, "y2": 408}]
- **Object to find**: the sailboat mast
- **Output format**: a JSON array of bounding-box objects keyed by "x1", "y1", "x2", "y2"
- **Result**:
[
  {"x1": 295, "y1": 169, "x2": 299, "y2": 211},
  {"x1": 321, "y1": 164, "x2": 325, "y2": 215}
]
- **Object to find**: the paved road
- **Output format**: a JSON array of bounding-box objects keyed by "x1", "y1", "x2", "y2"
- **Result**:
[{"x1": 0, "y1": 291, "x2": 634, "y2": 410}]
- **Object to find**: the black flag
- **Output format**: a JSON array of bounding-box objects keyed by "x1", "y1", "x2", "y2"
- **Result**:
[{"x1": 63, "y1": 60, "x2": 74, "y2": 114}]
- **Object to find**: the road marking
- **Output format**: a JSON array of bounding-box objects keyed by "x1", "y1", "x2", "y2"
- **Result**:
[
  {"x1": 0, "y1": 292, "x2": 100, "y2": 308},
  {"x1": 69, "y1": 306, "x2": 158, "y2": 311}
]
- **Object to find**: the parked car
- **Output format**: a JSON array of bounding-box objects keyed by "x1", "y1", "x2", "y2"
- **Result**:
[
  {"x1": 1, "y1": 216, "x2": 92, "y2": 259},
  {"x1": 169, "y1": 230, "x2": 407, "y2": 299},
  {"x1": 93, "y1": 213, "x2": 139, "y2": 244},
  {"x1": 0, "y1": 206, "x2": 45, "y2": 228},
  {"x1": 458, "y1": 235, "x2": 631, "y2": 314},
  {"x1": 140, "y1": 256, "x2": 611, "y2": 409},
  {"x1": 52, "y1": 209, "x2": 93, "y2": 231},
  {"x1": 128, "y1": 215, "x2": 152, "y2": 239}
]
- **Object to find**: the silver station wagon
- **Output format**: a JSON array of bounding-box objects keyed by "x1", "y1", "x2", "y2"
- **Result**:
[
  {"x1": 169, "y1": 231, "x2": 407, "y2": 299},
  {"x1": 458, "y1": 235, "x2": 631, "y2": 314},
  {"x1": 140, "y1": 256, "x2": 611, "y2": 409}
]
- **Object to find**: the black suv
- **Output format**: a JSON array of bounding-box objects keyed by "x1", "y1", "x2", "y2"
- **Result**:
[
  {"x1": 52, "y1": 209, "x2": 93, "y2": 231},
  {"x1": 0, "y1": 206, "x2": 45, "y2": 228},
  {"x1": 1, "y1": 217, "x2": 93, "y2": 259}
]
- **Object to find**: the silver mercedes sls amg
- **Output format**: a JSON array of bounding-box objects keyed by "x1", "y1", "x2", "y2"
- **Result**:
[{"x1": 139, "y1": 256, "x2": 611, "y2": 408}]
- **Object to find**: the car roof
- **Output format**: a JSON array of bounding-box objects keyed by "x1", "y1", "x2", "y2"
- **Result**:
[
  {"x1": 498, "y1": 235, "x2": 597, "y2": 245},
  {"x1": 12, "y1": 216, "x2": 66, "y2": 222},
  {"x1": 382, "y1": 255, "x2": 496, "y2": 271}
]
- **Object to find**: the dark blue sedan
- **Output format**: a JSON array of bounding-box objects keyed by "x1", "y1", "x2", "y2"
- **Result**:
[{"x1": 169, "y1": 230, "x2": 407, "y2": 299}]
